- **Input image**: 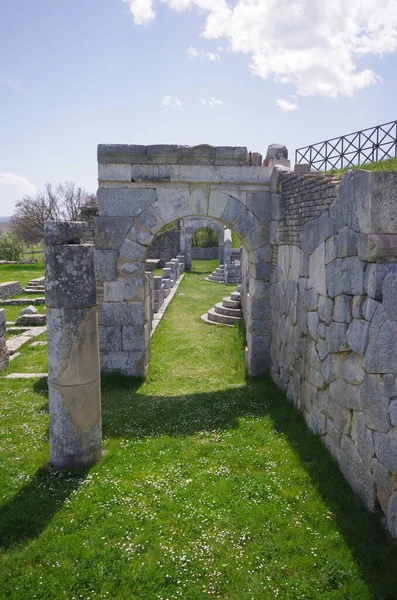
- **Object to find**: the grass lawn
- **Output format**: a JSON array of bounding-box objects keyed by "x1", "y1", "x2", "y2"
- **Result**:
[
  {"x1": 0, "y1": 263, "x2": 45, "y2": 289},
  {"x1": 0, "y1": 260, "x2": 397, "y2": 599}
]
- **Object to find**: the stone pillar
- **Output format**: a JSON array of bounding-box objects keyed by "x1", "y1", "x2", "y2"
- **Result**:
[
  {"x1": 177, "y1": 255, "x2": 185, "y2": 273},
  {"x1": 0, "y1": 309, "x2": 9, "y2": 372},
  {"x1": 224, "y1": 229, "x2": 232, "y2": 265},
  {"x1": 45, "y1": 220, "x2": 101, "y2": 469},
  {"x1": 185, "y1": 235, "x2": 192, "y2": 271}
]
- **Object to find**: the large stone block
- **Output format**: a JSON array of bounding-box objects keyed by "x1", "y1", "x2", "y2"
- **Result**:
[
  {"x1": 153, "y1": 188, "x2": 191, "y2": 222},
  {"x1": 98, "y1": 144, "x2": 147, "y2": 164},
  {"x1": 100, "y1": 350, "x2": 148, "y2": 377},
  {"x1": 366, "y1": 263, "x2": 397, "y2": 300},
  {"x1": 215, "y1": 146, "x2": 247, "y2": 166},
  {"x1": 221, "y1": 197, "x2": 245, "y2": 226},
  {"x1": 341, "y1": 257, "x2": 367, "y2": 296},
  {"x1": 387, "y1": 491, "x2": 397, "y2": 538},
  {"x1": 346, "y1": 319, "x2": 369, "y2": 356},
  {"x1": 326, "y1": 259, "x2": 342, "y2": 298},
  {"x1": 99, "y1": 301, "x2": 146, "y2": 327},
  {"x1": 98, "y1": 163, "x2": 132, "y2": 181},
  {"x1": 333, "y1": 295, "x2": 352, "y2": 323},
  {"x1": 179, "y1": 144, "x2": 216, "y2": 165},
  {"x1": 47, "y1": 307, "x2": 99, "y2": 385},
  {"x1": 98, "y1": 325, "x2": 122, "y2": 352},
  {"x1": 122, "y1": 323, "x2": 150, "y2": 352},
  {"x1": 246, "y1": 191, "x2": 272, "y2": 222},
  {"x1": 382, "y1": 272, "x2": 397, "y2": 321},
  {"x1": 327, "y1": 322, "x2": 349, "y2": 353},
  {"x1": 361, "y1": 373, "x2": 391, "y2": 432},
  {"x1": 95, "y1": 249, "x2": 119, "y2": 282},
  {"x1": 357, "y1": 233, "x2": 397, "y2": 262},
  {"x1": 138, "y1": 206, "x2": 166, "y2": 234},
  {"x1": 337, "y1": 226, "x2": 357, "y2": 257},
  {"x1": 243, "y1": 225, "x2": 270, "y2": 251},
  {"x1": 339, "y1": 434, "x2": 377, "y2": 511},
  {"x1": 97, "y1": 188, "x2": 157, "y2": 217},
  {"x1": 130, "y1": 165, "x2": 171, "y2": 182},
  {"x1": 46, "y1": 245, "x2": 96, "y2": 309},
  {"x1": 308, "y1": 243, "x2": 326, "y2": 296},
  {"x1": 49, "y1": 380, "x2": 102, "y2": 469},
  {"x1": 374, "y1": 428, "x2": 397, "y2": 473},
  {"x1": 190, "y1": 185, "x2": 209, "y2": 215},
  {"x1": 147, "y1": 144, "x2": 179, "y2": 163},
  {"x1": 365, "y1": 305, "x2": 397, "y2": 373},
  {"x1": 94, "y1": 216, "x2": 133, "y2": 250},
  {"x1": 233, "y1": 209, "x2": 259, "y2": 238},
  {"x1": 119, "y1": 238, "x2": 147, "y2": 262},
  {"x1": 45, "y1": 220, "x2": 87, "y2": 246}
]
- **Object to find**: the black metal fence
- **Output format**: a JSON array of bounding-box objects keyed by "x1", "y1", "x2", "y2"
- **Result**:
[{"x1": 295, "y1": 120, "x2": 397, "y2": 171}]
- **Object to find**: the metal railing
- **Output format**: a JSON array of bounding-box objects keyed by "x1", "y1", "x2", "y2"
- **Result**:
[{"x1": 295, "y1": 120, "x2": 397, "y2": 171}]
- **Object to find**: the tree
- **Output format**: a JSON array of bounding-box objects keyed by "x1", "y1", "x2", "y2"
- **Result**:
[
  {"x1": 0, "y1": 231, "x2": 23, "y2": 261},
  {"x1": 10, "y1": 181, "x2": 96, "y2": 245},
  {"x1": 192, "y1": 227, "x2": 219, "y2": 248}
]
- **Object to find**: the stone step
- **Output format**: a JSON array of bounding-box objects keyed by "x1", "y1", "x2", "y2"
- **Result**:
[
  {"x1": 222, "y1": 297, "x2": 241, "y2": 309},
  {"x1": 200, "y1": 312, "x2": 233, "y2": 327},
  {"x1": 231, "y1": 291, "x2": 241, "y2": 302},
  {"x1": 204, "y1": 277, "x2": 224, "y2": 284},
  {"x1": 207, "y1": 308, "x2": 241, "y2": 326},
  {"x1": 208, "y1": 276, "x2": 225, "y2": 282},
  {"x1": 215, "y1": 302, "x2": 242, "y2": 318},
  {"x1": 24, "y1": 288, "x2": 45, "y2": 294}
]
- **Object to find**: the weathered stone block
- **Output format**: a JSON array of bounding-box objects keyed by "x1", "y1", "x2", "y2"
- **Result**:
[
  {"x1": 361, "y1": 373, "x2": 391, "y2": 432},
  {"x1": 326, "y1": 259, "x2": 342, "y2": 298},
  {"x1": 119, "y1": 238, "x2": 147, "y2": 262},
  {"x1": 333, "y1": 295, "x2": 352, "y2": 323},
  {"x1": 98, "y1": 188, "x2": 156, "y2": 217},
  {"x1": 233, "y1": 209, "x2": 259, "y2": 238},
  {"x1": 307, "y1": 312, "x2": 320, "y2": 340},
  {"x1": 94, "y1": 216, "x2": 134, "y2": 250},
  {"x1": 339, "y1": 434, "x2": 377, "y2": 511},
  {"x1": 389, "y1": 400, "x2": 397, "y2": 427},
  {"x1": 325, "y1": 236, "x2": 338, "y2": 265},
  {"x1": 179, "y1": 144, "x2": 215, "y2": 165},
  {"x1": 362, "y1": 297, "x2": 380, "y2": 321},
  {"x1": 341, "y1": 257, "x2": 367, "y2": 295},
  {"x1": 47, "y1": 307, "x2": 99, "y2": 385},
  {"x1": 99, "y1": 301, "x2": 146, "y2": 327},
  {"x1": 366, "y1": 263, "x2": 397, "y2": 300},
  {"x1": 246, "y1": 191, "x2": 272, "y2": 222},
  {"x1": 100, "y1": 350, "x2": 148, "y2": 377},
  {"x1": 337, "y1": 226, "x2": 357, "y2": 257},
  {"x1": 45, "y1": 220, "x2": 87, "y2": 246},
  {"x1": 308, "y1": 243, "x2": 326, "y2": 296},
  {"x1": 346, "y1": 319, "x2": 369, "y2": 356},
  {"x1": 327, "y1": 322, "x2": 349, "y2": 353},
  {"x1": 98, "y1": 144, "x2": 147, "y2": 164},
  {"x1": 147, "y1": 144, "x2": 179, "y2": 163},
  {"x1": 122, "y1": 323, "x2": 150, "y2": 352},
  {"x1": 352, "y1": 295, "x2": 365, "y2": 319},
  {"x1": 190, "y1": 185, "x2": 209, "y2": 215},
  {"x1": 387, "y1": 491, "x2": 397, "y2": 538},
  {"x1": 98, "y1": 325, "x2": 122, "y2": 352},
  {"x1": 221, "y1": 197, "x2": 245, "y2": 226},
  {"x1": 357, "y1": 233, "x2": 397, "y2": 262},
  {"x1": 154, "y1": 188, "x2": 191, "y2": 222},
  {"x1": 46, "y1": 245, "x2": 96, "y2": 308},
  {"x1": 382, "y1": 272, "x2": 397, "y2": 321},
  {"x1": 138, "y1": 206, "x2": 166, "y2": 234},
  {"x1": 98, "y1": 163, "x2": 132, "y2": 181},
  {"x1": 243, "y1": 225, "x2": 270, "y2": 251},
  {"x1": 374, "y1": 428, "x2": 397, "y2": 473},
  {"x1": 215, "y1": 146, "x2": 247, "y2": 166},
  {"x1": 318, "y1": 295, "x2": 333, "y2": 325},
  {"x1": 365, "y1": 306, "x2": 397, "y2": 373},
  {"x1": 95, "y1": 249, "x2": 119, "y2": 282}
]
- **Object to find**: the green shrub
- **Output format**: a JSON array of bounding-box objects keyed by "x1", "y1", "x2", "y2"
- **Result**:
[{"x1": 0, "y1": 231, "x2": 24, "y2": 261}]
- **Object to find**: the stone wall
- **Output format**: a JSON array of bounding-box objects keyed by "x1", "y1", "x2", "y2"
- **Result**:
[
  {"x1": 191, "y1": 247, "x2": 219, "y2": 259},
  {"x1": 0, "y1": 281, "x2": 22, "y2": 299},
  {"x1": 267, "y1": 167, "x2": 397, "y2": 538},
  {"x1": 147, "y1": 222, "x2": 181, "y2": 266}
]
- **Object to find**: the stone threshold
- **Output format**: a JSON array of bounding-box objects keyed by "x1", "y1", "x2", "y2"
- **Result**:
[
  {"x1": 151, "y1": 273, "x2": 185, "y2": 337},
  {"x1": 3, "y1": 373, "x2": 47, "y2": 379},
  {"x1": 6, "y1": 326, "x2": 47, "y2": 355}
]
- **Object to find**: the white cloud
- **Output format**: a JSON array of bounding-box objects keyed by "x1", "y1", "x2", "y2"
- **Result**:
[
  {"x1": 126, "y1": 0, "x2": 397, "y2": 97},
  {"x1": 123, "y1": 0, "x2": 155, "y2": 25},
  {"x1": 276, "y1": 98, "x2": 299, "y2": 112},
  {"x1": 0, "y1": 173, "x2": 37, "y2": 216},
  {"x1": 160, "y1": 95, "x2": 183, "y2": 109},
  {"x1": 200, "y1": 96, "x2": 223, "y2": 108},
  {"x1": 186, "y1": 46, "x2": 220, "y2": 61}
]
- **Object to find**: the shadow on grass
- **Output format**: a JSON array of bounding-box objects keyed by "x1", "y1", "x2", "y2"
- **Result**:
[
  {"x1": 0, "y1": 466, "x2": 88, "y2": 548},
  {"x1": 99, "y1": 373, "x2": 397, "y2": 598}
]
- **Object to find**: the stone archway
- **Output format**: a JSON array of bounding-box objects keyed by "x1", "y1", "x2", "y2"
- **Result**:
[
  {"x1": 180, "y1": 217, "x2": 226, "y2": 269},
  {"x1": 95, "y1": 144, "x2": 272, "y2": 378}
]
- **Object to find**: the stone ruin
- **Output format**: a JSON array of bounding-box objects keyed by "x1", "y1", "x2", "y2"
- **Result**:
[{"x1": 44, "y1": 142, "x2": 397, "y2": 539}]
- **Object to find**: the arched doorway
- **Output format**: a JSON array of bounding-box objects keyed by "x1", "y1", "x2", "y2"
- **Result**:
[{"x1": 95, "y1": 144, "x2": 272, "y2": 378}]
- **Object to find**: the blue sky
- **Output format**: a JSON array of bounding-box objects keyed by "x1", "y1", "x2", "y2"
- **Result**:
[{"x1": 1, "y1": 0, "x2": 397, "y2": 215}]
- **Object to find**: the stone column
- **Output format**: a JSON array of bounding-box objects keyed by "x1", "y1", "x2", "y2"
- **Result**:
[
  {"x1": 224, "y1": 229, "x2": 232, "y2": 265},
  {"x1": 45, "y1": 221, "x2": 101, "y2": 469},
  {"x1": 0, "y1": 309, "x2": 9, "y2": 372}
]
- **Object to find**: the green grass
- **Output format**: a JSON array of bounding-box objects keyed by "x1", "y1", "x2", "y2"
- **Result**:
[
  {"x1": 0, "y1": 260, "x2": 397, "y2": 599},
  {"x1": 327, "y1": 157, "x2": 397, "y2": 177},
  {"x1": 0, "y1": 263, "x2": 45, "y2": 289}
]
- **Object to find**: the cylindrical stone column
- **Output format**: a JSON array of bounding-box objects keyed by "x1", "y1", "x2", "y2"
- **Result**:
[{"x1": 45, "y1": 220, "x2": 102, "y2": 469}]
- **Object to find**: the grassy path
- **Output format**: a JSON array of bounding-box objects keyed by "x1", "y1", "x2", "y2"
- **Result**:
[{"x1": 0, "y1": 260, "x2": 397, "y2": 599}]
